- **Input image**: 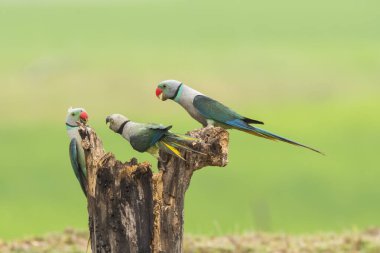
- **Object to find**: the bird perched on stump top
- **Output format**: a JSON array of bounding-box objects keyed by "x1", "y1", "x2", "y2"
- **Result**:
[
  {"x1": 155, "y1": 80, "x2": 322, "y2": 154},
  {"x1": 66, "y1": 107, "x2": 89, "y2": 196},
  {"x1": 106, "y1": 114, "x2": 203, "y2": 161}
]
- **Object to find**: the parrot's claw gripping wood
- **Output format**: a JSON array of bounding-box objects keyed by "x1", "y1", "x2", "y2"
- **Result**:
[
  {"x1": 77, "y1": 122, "x2": 91, "y2": 148},
  {"x1": 78, "y1": 124, "x2": 229, "y2": 253}
]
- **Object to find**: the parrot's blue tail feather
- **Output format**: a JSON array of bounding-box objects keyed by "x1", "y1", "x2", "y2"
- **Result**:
[{"x1": 226, "y1": 119, "x2": 323, "y2": 154}]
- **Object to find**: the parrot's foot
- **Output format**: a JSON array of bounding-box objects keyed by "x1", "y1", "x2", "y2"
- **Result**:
[{"x1": 206, "y1": 119, "x2": 216, "y2": 128}]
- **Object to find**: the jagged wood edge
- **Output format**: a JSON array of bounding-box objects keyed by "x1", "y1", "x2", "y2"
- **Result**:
[{"x1": 78, "y1": 124, "x2": 229, "y2": 253}]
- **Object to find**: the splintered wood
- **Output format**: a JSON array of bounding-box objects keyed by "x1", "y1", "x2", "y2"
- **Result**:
[{"x1": 79, "y1": 125, "x2": 229, "y2": 253}]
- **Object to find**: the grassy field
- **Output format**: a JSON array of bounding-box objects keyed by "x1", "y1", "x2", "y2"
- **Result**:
[
  {"x1": 2, "y1": 228, "x2": 380, "y2": 253},
  {"x1": 0, "y1": 0, "x2": 380, "y2": 240}
]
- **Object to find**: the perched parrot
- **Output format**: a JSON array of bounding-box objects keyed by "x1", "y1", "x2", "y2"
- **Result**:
[
  {"x1": 155, "y1": 80, "x2": 321, "y2": 154},
  {"x1": 106, "y1": 114, "x2": 202, "y2": 160},
  {"x1": 66, "y1": 107, "x2": 89, "y2": 196}
]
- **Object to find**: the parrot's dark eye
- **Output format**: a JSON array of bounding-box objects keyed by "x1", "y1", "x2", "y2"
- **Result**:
[
  {"x1": 162, "y1": 84, "x2": 167, "y2": 88},
  {"x1": 71, "y1": 113, "x2": 75, "y2": 116}
]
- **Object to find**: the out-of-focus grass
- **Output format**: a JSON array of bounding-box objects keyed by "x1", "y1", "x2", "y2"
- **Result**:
[
  {"x1": 2, "y1": 228, "x2": 380, "y2": 253},
  {"x1": 0, "y1": 0, "x2": 379, "y2": 239}
]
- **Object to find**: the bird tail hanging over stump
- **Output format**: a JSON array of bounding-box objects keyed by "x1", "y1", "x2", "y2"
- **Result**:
[{"x1": 78, "y1": 124, "x2": 229, "y2": 253}]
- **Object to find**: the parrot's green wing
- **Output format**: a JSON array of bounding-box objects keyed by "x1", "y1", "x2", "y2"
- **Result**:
[
  {"x1": 69, "y1": 139, "x2": 87, "y2": 196},
  {"x1": 193, "y1": 95, "x2": 263, "y2": 125},
  {"x1": 129, "y1": 124, "x2": 172, "y2": 152}
]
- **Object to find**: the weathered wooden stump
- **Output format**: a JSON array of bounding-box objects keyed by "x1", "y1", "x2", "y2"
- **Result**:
[{"x1": 79, "y1": 125, "x2": 229, "y2": 253}]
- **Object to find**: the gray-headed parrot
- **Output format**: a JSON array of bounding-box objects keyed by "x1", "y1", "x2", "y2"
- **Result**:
[
  {"x1": 106, "y1": 114, "x2": 202, "y2": 160},
  {"x1": 66, "y1": 107, "x2": 88, "y2": 196},
  {"x1": 155, "y1": 80, "x2": 321, "y2": 154}
]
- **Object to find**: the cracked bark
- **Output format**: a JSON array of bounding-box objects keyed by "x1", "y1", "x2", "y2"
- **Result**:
[{"x1": 79, "y1": 125, "x2": 229, "y2": 253}]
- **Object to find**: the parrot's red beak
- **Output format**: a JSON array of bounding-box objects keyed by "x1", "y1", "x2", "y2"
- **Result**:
[
  {"x1": 156, "y1": 87, "x2": 163, "y2": 99},
  {"x1": 80, "y1": 111, "x2": 88, "y2": 124}
]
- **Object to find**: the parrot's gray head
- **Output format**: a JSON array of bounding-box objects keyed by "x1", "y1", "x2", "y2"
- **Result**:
[
  {"x1": 106, "y1": 114, "x2": 130, "y2": 133},
  {"x1": 66, "y1": 107, "x2": 88, "y2": 126},
  {"x1": 156, "y1": 80, "x2": 182, "y2": 101}
]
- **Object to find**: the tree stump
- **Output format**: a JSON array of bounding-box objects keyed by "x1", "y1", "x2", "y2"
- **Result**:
[{"x1": 78, "y1": 125, "x2": 229, "y2": 253}]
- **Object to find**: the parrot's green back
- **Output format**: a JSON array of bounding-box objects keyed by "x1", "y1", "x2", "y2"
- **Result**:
[
  {"x1": 129, "y1": 124, "x2": 172, "y2": 152},
  {"x1": 127, "y1": 123, "x2": 201, "y2": 160},
  {"x1": 193, "y1": 95, "x2": 263, "y2": 125}
]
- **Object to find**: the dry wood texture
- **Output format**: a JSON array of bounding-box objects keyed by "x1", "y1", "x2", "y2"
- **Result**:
[{"x1": 78, "y1": 125, "x2": 229, "y2": 253}]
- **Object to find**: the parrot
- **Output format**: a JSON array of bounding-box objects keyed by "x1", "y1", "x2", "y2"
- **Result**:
[
  {"x1": 106, "y1": 114, "x2": 202, "y2": 160},
  {"x1": 155, "y1": 80, "x2": 322, "y2": 154},
  {"x1": 66, "y1": 107, "x2": 89, "y2": 196}
]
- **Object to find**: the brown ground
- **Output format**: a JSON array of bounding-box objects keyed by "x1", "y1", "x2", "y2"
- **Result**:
[{"x1": 2, "y1": 228, "x2": 380, "y2": 253}]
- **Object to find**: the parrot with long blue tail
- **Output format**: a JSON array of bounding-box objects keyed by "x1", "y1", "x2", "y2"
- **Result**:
[
  {"x1": 106, "y1": 114, "x2": 203, "y2": 160},
  {"x1": 155, "y1": 80, "x2": 322, "y2": 154},
  {"x1": 66, "y1": 107, "x2": 89, "y2": 196}
]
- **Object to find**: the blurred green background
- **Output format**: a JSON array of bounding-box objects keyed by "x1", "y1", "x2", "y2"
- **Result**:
[{"x1": 0, "y1": 0, "x2": 379, "y2": 240}]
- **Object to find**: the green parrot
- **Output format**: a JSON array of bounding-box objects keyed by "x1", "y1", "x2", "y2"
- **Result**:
[
  {"x1": 155, "y1": 80, "x2": 322, "y2": 154},
  {"x1": 106, "y1": 114, "x2": 202, "y2": 160},
  {"x1": 66, "y1": 107, "x2": 89, "y2": 196}
]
